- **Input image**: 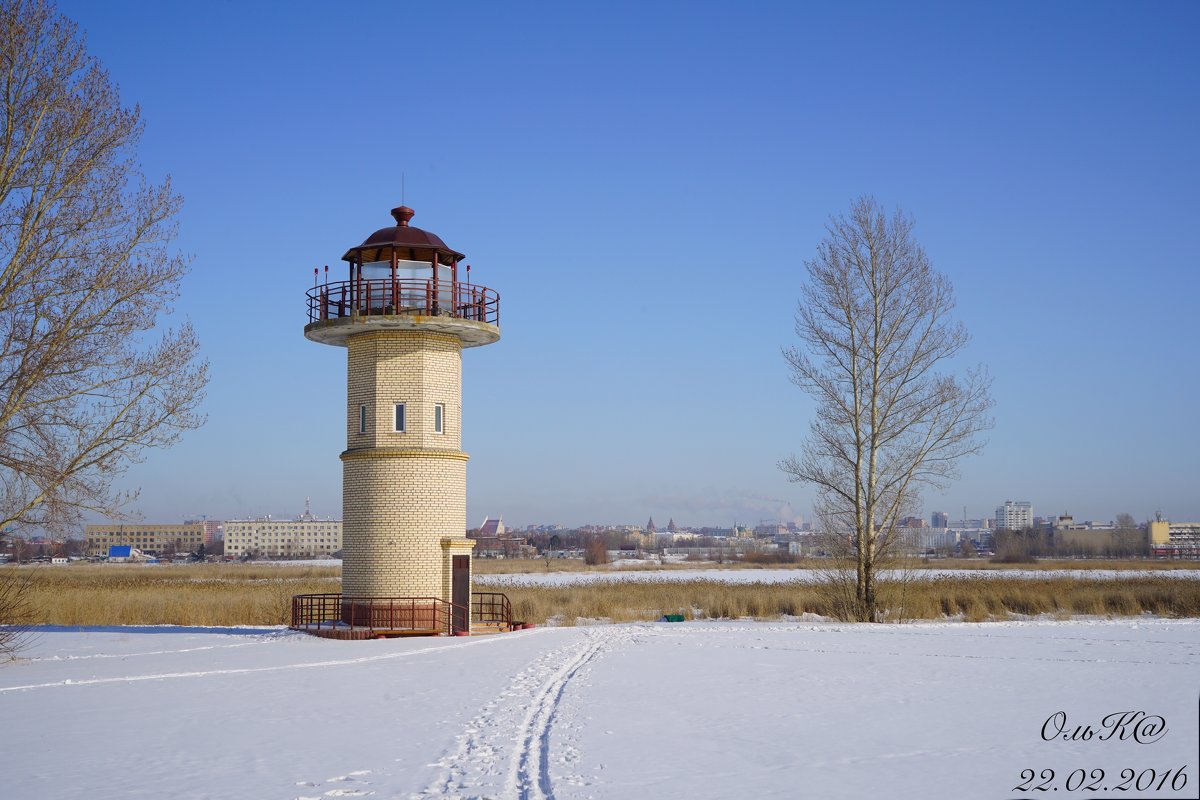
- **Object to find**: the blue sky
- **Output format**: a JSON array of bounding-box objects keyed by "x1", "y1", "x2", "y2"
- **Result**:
[{"x1": 54, "y1": 0, "x2": 1199, "y2": 528}]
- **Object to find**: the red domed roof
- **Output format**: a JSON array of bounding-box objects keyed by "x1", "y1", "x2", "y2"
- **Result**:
[{"x1": 341, "y1": 205, "x2": 465, "y2": 263}]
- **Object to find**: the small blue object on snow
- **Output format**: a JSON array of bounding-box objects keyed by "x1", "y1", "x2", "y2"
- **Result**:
[{"x1": 660, "y1": 614, "x2": 685, "y2": 622}]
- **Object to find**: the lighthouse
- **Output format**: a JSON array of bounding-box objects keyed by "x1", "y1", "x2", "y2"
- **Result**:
[{"x1": 298, "y1": 204, "x2": 501, "y2": 636}]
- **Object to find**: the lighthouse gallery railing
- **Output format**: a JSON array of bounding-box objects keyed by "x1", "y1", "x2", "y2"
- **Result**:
[{"x1": 306, "y1": 279, "x2": 499, "y2": 326}]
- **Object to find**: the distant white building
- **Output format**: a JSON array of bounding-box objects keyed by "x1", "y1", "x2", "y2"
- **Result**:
[
  {"x1": 223, "y1": 517, "x2": 342, "y2": 559},
  {"x1": 995, "y1": 500, "x2": 1033, "y2": 531},
  {"x1": 900, "y1": 528, "x2": 959, "y2": 553}
]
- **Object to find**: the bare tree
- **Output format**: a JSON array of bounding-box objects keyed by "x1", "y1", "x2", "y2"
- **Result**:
[
  {"x1": 9, "y1": 534, "x2": 28, "y2": 562},
  {"x1": 780, "y1": 197, "x2": 992, "y2": 622},
  {"x1": 0, "y1": 0, "x2": 207, "y2": 536},
  {"x1": 583, "y1": 537, "x2": 608, "y2": 566},
  {"x1": 1113, "y1": 512, "x2": 1147, "y2": 558}
]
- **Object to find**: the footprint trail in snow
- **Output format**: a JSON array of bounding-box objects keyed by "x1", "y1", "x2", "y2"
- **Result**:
[{"x1": 417, "y1": 625, "x2": 635, "y2": 799}]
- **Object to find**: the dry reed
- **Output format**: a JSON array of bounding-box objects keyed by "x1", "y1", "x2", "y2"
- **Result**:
[
  {"x1": 16, "y1": 563, "x2": 338, "y2": 626},
  {"x1": 503, "y1": 575, "x2": 1200, "y2": 626},
  {"x1": 7, "y1": 563, "x2": 1199, "y2": 628}
]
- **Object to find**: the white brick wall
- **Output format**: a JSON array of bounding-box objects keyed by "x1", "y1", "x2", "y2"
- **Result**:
[{"x1": 341, "y1": 330, "x2": 469, "y2": 599}]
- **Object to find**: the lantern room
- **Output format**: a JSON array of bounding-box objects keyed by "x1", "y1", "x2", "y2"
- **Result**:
[{"x1": 305, "y1": 205, "x2": 499, "y2": 347}]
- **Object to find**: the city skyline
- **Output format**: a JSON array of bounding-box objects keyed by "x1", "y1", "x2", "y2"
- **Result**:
[
  {"x1": 76, "y1": 498, "x2": 1178, "y2": 536},
  {"x1": 51, "y1": 1, "x2": 1200, "y2": 529}
]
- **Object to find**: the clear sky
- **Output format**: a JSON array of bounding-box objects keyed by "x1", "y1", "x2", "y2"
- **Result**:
[{"x1": 52, "y1": 0, "x2": 1199, "y2": 529}]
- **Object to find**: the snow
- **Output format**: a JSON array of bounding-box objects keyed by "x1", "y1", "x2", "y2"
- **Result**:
[
  {"x1": 2, "y1": 620, "x2": 1198, "y2": 799},
  {"x1": 476, "y1": 567, "x2": 1200, "y2": 587}
]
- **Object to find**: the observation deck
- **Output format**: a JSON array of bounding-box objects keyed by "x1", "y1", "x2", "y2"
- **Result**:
[{"x1": 304, "y1": 278, "x2": 500, "y2": 347}]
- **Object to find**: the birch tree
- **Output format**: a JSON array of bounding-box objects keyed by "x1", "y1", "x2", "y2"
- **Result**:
[
  {"x1": 0, "y1": 0, "x2": 208, "y2": 536},
  {"x1": 781, "y1": 197, "x2": 992, "y2": 622}
]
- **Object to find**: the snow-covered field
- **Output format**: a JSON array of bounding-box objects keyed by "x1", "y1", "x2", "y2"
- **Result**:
[
  {"x1": 477, "y1": 567, "x2": 1200, "y2": 587},
  {"x1": 3, "y1": 620, "x2": 1197, "y2": 799}
]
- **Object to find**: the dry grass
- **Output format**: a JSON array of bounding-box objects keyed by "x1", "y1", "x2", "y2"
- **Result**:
[
  {"x1": 920, "y1": 558, "x2": 1199, "y2": 571},
  {"x1": 7, "y1": 563, "x2": 1200, "y2": 628},
  {"x1": 14, "y1": 563, "x2": 338, "y2": 626},
  {"x1": 503, "y1": 575, "x2": 1200, "y2": 626},
  {"x1": 504, "y1": 581, "x2": 828, "y2": 625},
  {"x1": 882, "y1": 575, "x2": 1200, "y2": 622}
]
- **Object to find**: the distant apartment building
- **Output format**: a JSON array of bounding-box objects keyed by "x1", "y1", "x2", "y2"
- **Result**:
[
  {"x1": 86, "y1": 523, "x2": 205, "y2": 556},
  {"x1": 184, "y1": 518, "x2": 223, "y2": 546},
  {"x1": 931, "y1": 511, "x2": 949, "y2": 528},
  {"x1": 222, "y1": 517, "x2": 342, "y2": 559},
  {"x1": 1054, "y1": 527, "x2": 1145, "y2": 556},
  {"x1": 900, "y1": 528, "x2": 959, "y2": 553},
  {"x1": 1052, "y1": 515, "x2": 1115, "y2": 532},
  {"x1": 754, "y1": 522, "x2": 790, "y2": 537},
  {"x1": 995, "y1": 500, "x2": 1033, "y2": 530},
  {"x1": 1148, "y1": 519, "x2": 1200, "y2": 558}
]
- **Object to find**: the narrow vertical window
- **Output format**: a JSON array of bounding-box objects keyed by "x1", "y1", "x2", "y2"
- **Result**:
[
  {"x1": 394, "y1": 403, "x2": 406, "y2": 432},
  {"x1": 358, "y1": 404, "x2": 367, "y2": 434},
  {"x1": 434, "y1": 403, "x2": 444, "y2": 434}
]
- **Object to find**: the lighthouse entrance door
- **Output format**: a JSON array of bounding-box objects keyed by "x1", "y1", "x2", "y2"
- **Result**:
[{"x1": 452, "y1": 555, "x2": 470, "y2": 633}]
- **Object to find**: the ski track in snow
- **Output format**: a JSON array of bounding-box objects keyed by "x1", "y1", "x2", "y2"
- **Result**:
[
  {"x1": 24, "y1": 637, "x2": 282, "y2": 662},
  {"x1": 417, "y1": 625, "x2": 633, "y2": 800},
  {"x1": 0, "y1": 632, "x2": 535, "y2": 693}
]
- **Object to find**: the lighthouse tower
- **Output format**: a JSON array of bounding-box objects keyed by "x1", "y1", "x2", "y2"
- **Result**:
[{"x1": 303, "y1": 204, "x2": 499, "y2": 634}]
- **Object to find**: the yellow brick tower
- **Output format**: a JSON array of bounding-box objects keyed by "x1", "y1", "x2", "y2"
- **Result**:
[{"x1": 303, "y1": 205, "x2": 499, "y2": 634}]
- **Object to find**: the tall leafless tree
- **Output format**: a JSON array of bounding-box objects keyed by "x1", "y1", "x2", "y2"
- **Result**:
[
  {"x1": 781, "y1": 197, "x2": 992, "y2": 622},
  {"x1": 0, "y1": 0, "x2": 208, "y2": 538}
]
